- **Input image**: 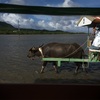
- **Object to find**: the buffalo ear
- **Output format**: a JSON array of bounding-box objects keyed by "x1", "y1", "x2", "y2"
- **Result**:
[{"x1": 32, "y1": 47, "x2": 36, "y2": 50}]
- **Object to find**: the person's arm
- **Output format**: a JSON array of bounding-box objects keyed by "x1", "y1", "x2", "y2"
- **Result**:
[{"x1": 93, "y1": 26, "x2": 96, "y2": 36}]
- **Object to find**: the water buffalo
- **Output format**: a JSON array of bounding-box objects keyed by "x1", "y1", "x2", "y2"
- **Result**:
[{"x1": 27, "y1": 42, "x2": 87, "y2": 73}]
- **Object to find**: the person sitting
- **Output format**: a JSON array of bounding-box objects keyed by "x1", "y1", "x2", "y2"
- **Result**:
[{"x1": 89, "y1": 27, "x2": 100, "y2": 50}]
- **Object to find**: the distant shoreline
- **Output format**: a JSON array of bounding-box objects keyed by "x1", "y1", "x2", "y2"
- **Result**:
[{"x1": 0, "y1": 30, "x2": 86, "y2": 35}]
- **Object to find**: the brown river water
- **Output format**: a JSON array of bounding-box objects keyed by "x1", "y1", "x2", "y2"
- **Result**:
[{"x1": 0, "y1": 34, "x2": 100, "y2": 84}]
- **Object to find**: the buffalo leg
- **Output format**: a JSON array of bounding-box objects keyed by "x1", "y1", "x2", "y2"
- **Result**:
[
  {"x1": 75, "y1": 66, "x2": 79, "y2": 74},
  {"x1": 75, "y1": 63, "x2": 81, "y2": 74},
  {"x1": 82, "y1": 62, "x2": 88, "y2": 73},
  {"x1": 82, "y1": 63, "x2": 86, "y2": 72},
  {"x1": 53, "y1": 62, "x2": 58, "y2": 73},
  {"x1": 40, "y1": 61, "x2": 47, "y2": 73}
]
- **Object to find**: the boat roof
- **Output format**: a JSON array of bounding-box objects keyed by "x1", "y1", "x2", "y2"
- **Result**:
[{"x1": 77, "y1": 16, "x2": 100, "y2": 28}]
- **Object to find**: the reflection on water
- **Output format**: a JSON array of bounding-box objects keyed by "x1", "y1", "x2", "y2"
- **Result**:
[{"x1": 0, "y1": 34, "x2": 100, "y2": 84}]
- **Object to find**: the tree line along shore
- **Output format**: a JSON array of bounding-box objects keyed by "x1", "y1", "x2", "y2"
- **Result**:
[{"x1": 0, "y1": 29, "x2": 86, "y2": 35}]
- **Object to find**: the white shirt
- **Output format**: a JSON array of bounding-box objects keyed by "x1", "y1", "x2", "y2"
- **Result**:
[{"x1": 92, "y1": 30, "x2": 100, "y2": 47}]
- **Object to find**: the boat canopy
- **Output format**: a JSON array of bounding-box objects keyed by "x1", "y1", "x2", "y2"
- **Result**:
[{"x1": 77, "y1": 16, "x2": 100, "y2": 28}]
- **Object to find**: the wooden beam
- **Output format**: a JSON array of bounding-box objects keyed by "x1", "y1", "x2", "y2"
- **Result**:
[{"x1": 0, "y1": 3, "x2": 100, "y2": 15}]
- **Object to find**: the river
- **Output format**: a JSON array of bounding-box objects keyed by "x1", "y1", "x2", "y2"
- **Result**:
[{"x1": 0, "y1": 34, "x2": 100, "y2": 84}]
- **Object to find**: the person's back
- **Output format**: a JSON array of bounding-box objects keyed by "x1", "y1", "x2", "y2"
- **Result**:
[{"x1": 90, "y1": 28, "x2": 100, "y2": 50}]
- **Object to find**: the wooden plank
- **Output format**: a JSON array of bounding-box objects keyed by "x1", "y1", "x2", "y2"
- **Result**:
[{"x1": 0, "y1": 4, "x2": 100, "y2": 15}]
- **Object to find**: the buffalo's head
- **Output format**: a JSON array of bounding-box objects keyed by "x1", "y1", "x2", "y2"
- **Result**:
[
  {"x1": 27, "y1": 47, "x2": 39, "y2": 60},
  {"x1": 27, "y1": 44, "x2": 44, "y2": 60}
]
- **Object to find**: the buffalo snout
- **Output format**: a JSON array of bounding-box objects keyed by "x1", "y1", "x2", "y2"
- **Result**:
[{"x1": 27, "y1": 50, "x2": 35, "y2": 58}]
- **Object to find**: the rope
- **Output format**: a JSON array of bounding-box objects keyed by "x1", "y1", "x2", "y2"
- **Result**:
[{"x1": 64, "y1": 40, "x2": 87, "y2": 58}]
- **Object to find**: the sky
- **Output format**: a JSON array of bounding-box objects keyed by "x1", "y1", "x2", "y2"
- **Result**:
[{"x1": 0, "y1": 0, "x2": 100, "y2": 32}]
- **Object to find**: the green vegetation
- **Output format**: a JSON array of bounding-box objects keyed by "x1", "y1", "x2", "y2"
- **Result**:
[{"x1": 0, "y1": 21, "x2": 86, "y2": 35}]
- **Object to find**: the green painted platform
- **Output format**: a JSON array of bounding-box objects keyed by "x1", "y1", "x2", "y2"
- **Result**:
[{"x1": 42, "y1": 58, "x2": 100, "y2": 67}]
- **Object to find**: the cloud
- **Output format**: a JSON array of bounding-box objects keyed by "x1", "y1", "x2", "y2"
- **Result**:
[
  {"x1": 47, "y1": 0, "x2": 79, "y2": 7},
  {"x1": 8, "y1": 0, "x2": 26, "y2": 5},
  {"x1": 1, "y1": 13, "x2": 34, "y2": 29},
  {"x1": 60, "y1": 0, "x2": 79, "y2": 7},
  {"x1": 36, "y1": 16, "x2": 82, "y2": 32},
  {"x1": 33, "y1": 14, "x2": 82, "y2": 32}
]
